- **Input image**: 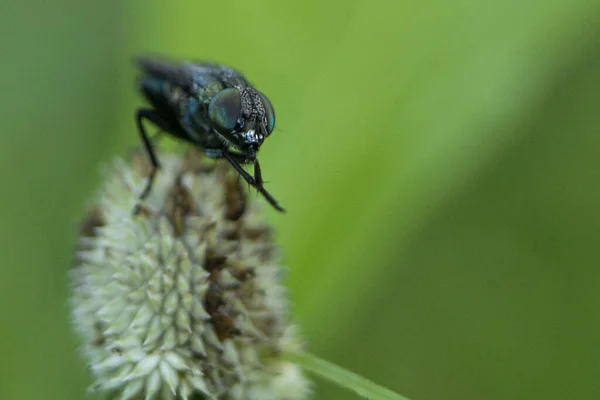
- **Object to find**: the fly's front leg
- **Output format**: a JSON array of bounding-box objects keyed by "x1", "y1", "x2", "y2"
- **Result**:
[
  {"x1": 206, "y1": 148, "x2": 257, "y2": 185},
  {"x1": 208, "y1": 149, "x2": 285, "y2": 213},
  {"x1": 254, "y1": 160, "x2": 264, "y2": 187}
]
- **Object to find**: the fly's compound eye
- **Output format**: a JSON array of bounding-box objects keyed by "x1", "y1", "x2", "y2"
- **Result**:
[
  {"x1": 209, "y1": 88, "x2": 242, "y2": 133},
  {"x1": 258, "y1": 91, "x2": 275, "y2": 135}
]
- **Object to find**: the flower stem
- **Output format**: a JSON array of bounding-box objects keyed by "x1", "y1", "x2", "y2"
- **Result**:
[{"x1": 284, "y1": 350, "x2": 411, "y2": 400}]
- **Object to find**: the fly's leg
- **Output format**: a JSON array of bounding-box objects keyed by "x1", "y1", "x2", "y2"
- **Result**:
[
  {"x1": 253, "y1": 160, "x2": 272, "y2": 192},
  {"x1": 207, "y1": 149, "x2": 285, "y2": 213},
  {"x1": 134, "y1": 108, "x2": 170, "y2": 213},
  {"x1": 225, "y1": 152, "x2": 284, "y2": 213},
  {"x1": 254, "y1": 159, "x2": 264, "y2": 187}
]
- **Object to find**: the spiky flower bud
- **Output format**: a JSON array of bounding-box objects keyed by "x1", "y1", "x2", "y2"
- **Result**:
[{"x1": 70, "y1": 150, "x2": 311, "y2": 400}]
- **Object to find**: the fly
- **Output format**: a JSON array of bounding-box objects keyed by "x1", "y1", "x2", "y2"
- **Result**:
[{"x1": 134, "y1": 56, "x2": 284, "y2": 212}]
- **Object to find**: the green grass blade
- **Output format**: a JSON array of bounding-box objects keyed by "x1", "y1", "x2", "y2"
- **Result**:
[{"x1": 285, "y1": 351, "x2": 411, "y2": 400}]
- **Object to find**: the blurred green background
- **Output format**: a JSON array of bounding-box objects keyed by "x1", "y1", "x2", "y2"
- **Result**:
[{"x1": 1, "y1": 0, "x2": 600, "y2": 399}]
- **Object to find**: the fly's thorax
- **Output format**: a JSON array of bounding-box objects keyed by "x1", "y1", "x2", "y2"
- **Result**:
[
  {"x1": 198, "y1": 80, "x2": 226, "y2": 105},
  {"x1": 171, "y1": 94, "x2": 210, "y2": 149},
  {"x1": 140, "y1": 76, "x2": 188, "y2": 118}
]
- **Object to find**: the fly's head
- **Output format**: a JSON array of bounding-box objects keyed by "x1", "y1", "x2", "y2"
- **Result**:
[{"x1": 208, "y1": 85, "x2": 275, "y2": 159}]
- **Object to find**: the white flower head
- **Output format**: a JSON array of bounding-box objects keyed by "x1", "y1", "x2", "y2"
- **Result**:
[{"x1": 71, "y1": 150, "x2": 311, "y2": 400}]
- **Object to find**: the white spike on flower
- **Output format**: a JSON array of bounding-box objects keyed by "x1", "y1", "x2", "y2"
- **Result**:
[{"x1": 70, "y1": 150, "x2": 311, "y2": 399}]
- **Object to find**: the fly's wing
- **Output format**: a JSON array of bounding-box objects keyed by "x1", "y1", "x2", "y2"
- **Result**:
[
  {"x1": 136, "y1": 57, "x2": 251, "y2": 90},
  {"x1": 182, "y1": 62, "x2": 250, "y2": 88},
  {"x1": 135, "y1": 56, "x2": 196, "y2": 93}
]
